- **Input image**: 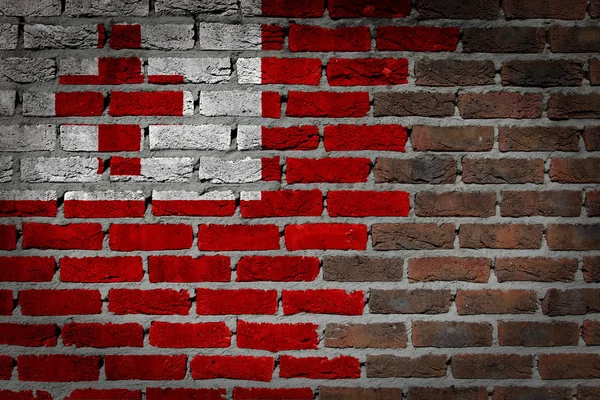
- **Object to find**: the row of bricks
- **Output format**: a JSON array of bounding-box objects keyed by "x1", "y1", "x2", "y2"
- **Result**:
[
  {"x1": 2, "y1": 23, "x2": 600, "y2": 54},
  {"x1": 1, "y1": 319, "x2": 599, "y2": 349},
  {"x1": 1, "y1": 222, "x2": 600, "y2": 251},
  {"x1": 2, "y1": 124, "x2": 600, "y2": 153},
  {"x1": 5, "y1": 57, "x2": 600, "y2": 88},
  {"x1": 0, "y1": 254, "x2": 598, "y2": 283},
  {"x1": 6, "y1": 90, "x2": 600, "y2": 120},
  {"x1": 0, "y1": 189, "x2": 598, "y2": 219},
  {"x1": 3, "y1": 0, "x2": 600, "y2": 19},
  {"x1": 2, "y1": 156, "x2": 599, "y2": 184},
  {"x1": 0, "y1": 287, "x2": 599, "y2": 316}
]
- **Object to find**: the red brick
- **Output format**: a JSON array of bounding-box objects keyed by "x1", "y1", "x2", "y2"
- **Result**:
[
  {"x1": 327, "y1": 58, "x2": 408, "y2": 86},
  {"x1": 282, "y1": 289, "x2": 364, "y2": 315},
  {"x1": 149, "y1": 322, "x2": 231, "y2": 348},
  {"x1": 0, "y1": 390, "x2": 53, "y2": 400},
  {"x1": 539, "y1": 354, "x2": 600, "y2": 379},
  {"x1": 288, "y1": 24, "x2": 370, "y2": 52},
  {"x1": 328, "y1": 191, "x2": 409, "y2": 217},
  {"x1": 19, "y1": 289, "x2": 101, "y2": 316},
  {"x1": 456, "y1": 289, "x2": 538, "y2": 315},
  {"x1": 258, "y1": 0, "x2": 324, "y2": 16},
  {"x1": 550, "y1": 158, "x2": 600, "y2": 183},
  {"x1": 279, "y1": 355, "x2": 360, "y2": 379},
  {"x1": 18, "y1": 355, "x2": 101, "y2": 382},
  {"x1": 109, "y1": 224, "x2": 193, "y2": 251},
  {"x1": 236, "y1": 256, "x2": 319, "y2": 282},
  {"x1": 328, "y1": 0, "x2": 410, "y2": 17},
  {"x1": 240, "y1": 190, "x2": 322, "y2": 218},
  {"x1": 148, "y1": 255, "x2": 230, "y2": 283},
  {"x1": 197, "y1": 224, "x2": 280, "y2": 251},
  {"x1": 62, "y1": 322, "x2": 143, "y2": 348},
  {"x1": 324, "y1": 124, "x2": 408, "y2": 151},
  {"x1": 191, "y1": 355, "x2": 274, "y2": 382},
  {"x1": 542, "y1": 288, "x2": 600, "y2": 315},
  {"x1": 260, "y1": 126, "x2": 319, "y2": 150},
  {"x1": 452, "y1": 354, "x2": 533, "y2": 379},
  {"x1": 60, "y1": 256, "x2": 142, "y2": 283},
  {"x1": 547, "y1": 224, "x2": 600, "y2": 250},
  {"x1": 498, "y1": 321, "x2": 579, "y2": 346},
  {"x1": 0, "y1": 197, "x2": 56, "y2": 217},
  {"x1": 0, "y1": 225, "x2": 16, "y2": 250},
  {"x1": 22, "y1": 223, "x2": 103, "y2": 250},
  {"x1": 234, "y1": 388, "x2": 313, "y2": 400},
  {"x1": 284, "y1": 223, "x2": 368, "y2": 251},
  {"x1": 500, "y1": 190, "x2": 581, "y2": 217},
  {"x1": 286, "y1": 91, "x2": 369, "y2": 118},
  {"x1": 415, "y1": 191, "x2": 496, "y2": 217},
  {"x1": 286, "y1": 157, "x2": 370, "y2": 183},
  {"x1": 110, "y1": 24, "x2": 141, "y2": 49},
  {"x1": 262, "y1": 25, "x2": 284, "y2": 51},
  {"x1": 376, "y1": 26, "x2": 459, "y2": 51},
  {"x1": 261, "y1": 58, "x2": 321, "y2": 85},
  {"x1": 60, "y1": 57, "x2": 144, "y2": 85},
  {"x1": 196, "y1": 288, "x2": 277, "y2": 315},
  {"x1": 109, "y1": 91, "x2": 188, "y2": 116},
  {"x1": 412, "y1": 321, "x2": 493, "y2": 348},
  {"x1": 237, "y1": 320, "x2": 318, "y2": 352},
  {"x1": 583, "y1": 320, "x2": 600, "y2": 345},
  {"x1": 0, "y1": 356, "x2": 11, "y2": 380},
  {"x1": 67, "y1": 389, "x2": 141, "y2": 400},
  {"x1": 108, "y1": 289, "x2": 190, "y2": 315},
  {"x1": 0, "y1": 290, "x2": 13, "y2": 315},
  {"x1": 55, "y1": 92, "x2": 104, "y2": 117},
  {"x1": 412, "y1": 126, "x2": 494, "y2": 151},
  {"x1": 0, "y1": 257, "x2": 55, "y2": 282},
  {"x1": 408, "y1": 257, "x2": 491, "y2": 283},
  {"x1": 146, "y1": 388, "x2": 225, "y2": 400},
  {"x1": 105, "y1": 355, "x2": 187, "y2": 380},
  {"x1": 0, "y1": 323, "x2": 58, "y2": 347},
  {"x1": 495, "y1": 257, "x2": 578, "y2": 282},
  {"x1": 459, "y1": 92, "x2": 543, "y2": 119}
]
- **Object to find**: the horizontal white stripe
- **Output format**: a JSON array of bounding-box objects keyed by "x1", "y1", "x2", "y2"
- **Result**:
[
  {"x1": 237, "y1": 58, "x2": 261, "y2": 84},
  {"x1": 0, "y1": 190, "x2": 56, "y2": 201},
  {"x1": 199, "y1": 156, "x2": 262, "y2": 183},
  {"x1": 149, "y1": 125, "x2": 230, "y2": 150},
  {"x1": 60, "y1": 125, "x2": 98, "y2": 151},
  {"x1": 152, "y1": 190, "x2": 235, "y2": 201},
  {"x1": 64, "y1": 190, "x2": 144, "y2": 201},
  {"x1": 240, "y1": 191, "x2": 262, "y2": 201},
  {"x1": 237, "y1": 125, "x2": 262, "y2": 150}
]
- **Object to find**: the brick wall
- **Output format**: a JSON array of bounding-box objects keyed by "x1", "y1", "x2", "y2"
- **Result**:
[{"x1": 0, "y1": 0, "x2": 600, "y2": 398}]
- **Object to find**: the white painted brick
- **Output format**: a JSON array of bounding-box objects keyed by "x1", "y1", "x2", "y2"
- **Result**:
[
  {"x1": 199, "y1": 23, "x2": 262, "y2": 50},
  {"x1": 111, "y1": 158, "x2": 194, "y2": 183},
  {"x1": 237, "y1": 125, "x2": 262, "y2": 150},
  {"x1": 65, "y1": 190, "x2": 144, "y2": 201},
  {"x1": 65, "y1": 0, "x2": 148, "y2": 16},
  {"x1": 237, "y1": 58, "x2": 262, "y2": 84},
  {"x1": 0, "y1": 90, "x2": 15, "y2": 116},
  {"x1": 240, "y1": 0, "x2": 261, "y2": 15},
  {"x1": 0, "y1": 125, "x2": 56, "y2": 151},
  {"x1": 199, "y1": 156, "x2": 262, "y2": 183},
  {"x1": 155, "y1": 0, "x2": 237, "y2": 15},
  {"x1": 23, "y1": 93, "x2": 55, "y2": 117},
  {"x1": 24, "y1": 24, "x2": 101, "y2": 49},
  {"x1": 0, "y1": 156, "x2": 12, "y2": 182},
  {"x1": 0, "y1": 24, "x2": 18, "y2": 50},
  {"x1": 60, "y1": 125, "x2": 98, "y2": 151},
  {"x1": 0, "y1": 190, "x2": 56, "y2": 201},
  {"x1": 183, "y1": 92, "x2": 195, "y2": 116},
  {"x1": 153, "y1": 190, "x2": 234, "y2": 201},
  {"x1": 149, "y1": 125, "x2": 230, "y2": 150},
  {"x1": 21, "y1": 157, "x2": 101, "y2": 183},
  {"x1": 59, "y1": 58, "x2": 99, "y2": 76},
  {"x1": 0, "y1": 58, "x2": 56, "y2": 83},
  {"x1": 200, "y1": 91, "x2": 262, "y2": 117},
  {"x1": 148, "y1": 57, "x2": 231, "y2": 83},
  {"x1": 0, "y1": 0, "x2": 61, "y2": 16},
  {"x1": 240, "y1": 191, "x2": 262, "y2": 201},
  {"x1": 142, "y1": 24, "x2": 194, "y2": 50}
]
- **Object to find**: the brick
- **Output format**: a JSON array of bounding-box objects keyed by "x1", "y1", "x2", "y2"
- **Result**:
[
  {"x1": 0, "y1": 225, "x2": 16, "y2": 250},
  {"x1": 152, "y1": 190, "x2": 234, "y2": 217},
  {"x1": 289, "y1": 24, "x2": 370, "y2": 52},
  {"x1": 236, "y1": 256, "x2": 319, "y2": 282},
  {"x1": 149, "y1": 322, "x2": 231, "y2": 348},
  {"x1": 105, "y1": 355, "x2": 187, "y2": 380},
  {"x1": 501, "y1": 190, "x2": 581, "y2": 217},
  {"x1": 148, "y1": 255, "x2": 230, "y2": 283},
  {"x1": 23, "y1": 223, "x2": 103, "y2": 250},
  {"x1": 286, "y1": 158, "x2": 370, "y2": 183},
  {"x1": 462, "y1": 158, "x2": 544, "y2": 184},
  {"x1": 0, "y1": 157, "x2": 11, "y2": 183},
  {"x1": 584, "y1": 257, "x2": 600, "y2": 282},
  {"x1": 67, "y1": 389, "x2": 141, "y2": 400},
  {"x1": 584, "y1": 126, "x2": 600, "y2": 150},
  {"x1": 413, "y1": 126, "x2": 494, "y2": 152},
  {"x1": 320, "y1": 387, "x2": 402, "y2": 400},
  {"x1": 583, "y1": 320, "x2": 600, "y2": 345},
  {"x1": 374, "y1": 92, "x2": 455, "y2": 117},
  {"x1": 0, "y1": 58, "x2": 55, "y2": 83},
  {"x1": 282, "y1": 289, "x2": 364, "y2": 315},
  {"x1": 110, "y1": 91, "x2": 193, "y2": 116},
  {"x1": 493, "y1": 387, "x2": 571, "y2": 400},
  {"x1": 325, "y1": 323, "x2": 407, "y2": 349},
  {"x1": 502, "y1": 60, "x2": 583, "y2": 87},
  {"x1": 459, "y1": 92, "x2": 543, "y2": 119},
  {"x1": 241, "y1": 0, "x2": 323, "y2": 16},
  {"x1": 0, "y1": 257, "x2": 55, "y2": 282},
  {"x1": 498, "y1": 321, "x2": 579, "y2": 346},
  {"x1": 280, "y1": 355, "x2": 360, "y2": 379},
  {"x1": 200, "y1": 157, "x2": 280, "y2": 184},
  {"x1": 0, "y1": 24, "x2": 17, "y2": 50},
  {"x1": 0, "y1": 324, "x2": 58, "y2": 347},
  {"x1": 579, "y1": 387, "x2": 600, "y2": 400},
  {"x1": 108, "y1": 289, "x2": 190, "y2": 315},
  {"x1": 60, "y1": 257, "x2": 143, "y2": 283},
  {"x1": 240, "y1": 190, "x2": 322, "y2": 218},
  {"x1": 415, "y1": 192, "x2": 496, "y2": 217},
  {"x1": 372, "y1": 223, "x2": 455, "y2": 250},
  {"x1": 407, "y1": 387, "x2": 488, "y2": 400},
  {"x1": 60, "y1": 57, "x2": 145, "y2": 85},
  {"x1": 539, "y1": 354, "x2": 600, "y2": 379},
  {"x1": 589, "y1": 59, "x2": 600, "y2": 85},
  {"x1": 110, "y1": 157, "x2": 194, "y2": 183},
  {"x1": 18, "y1": 355, "x2": 100, "y2": 382},
  {"x1": 285, "y1": 223, "x2": 367, "y2": 251},
  {"x1": 234, "y1": 388, "x2": 312, "y2": 399},
  {"x1": 287, "y1": 91, "x2": 369, "y2": 118},
  {"x1": 199, "y1": 23, "x2": 282, "y2": 50},
  {"x1": 0, "y1": 0, "x2": 60, "y2": 16},
  {"x1": 328, "y1": 191, "x2": 409, "y2": 217},
  {"x1": 0, "y1": 90, "x2": 15, "y2": 115},
  {"x1": 328, "y1": 0, "x2": 410, "y2": 17},
  {"x1": 61, "y1": 125, "x2": 142, "y2": 152},
  {"x1": 412, "y1": 321, "x2": 493, "y2": 347},
  {"x1": 456, "y1": 289, "x2": 538, "y2": 315},
  {"x1": 0, "y1": 356, "x2": 11, "y2": 380},
  {"x1": 64, "y1": 191, "x2": 145, "y2": 218},
  {"x1": 547, "y1": 224, "x2": 600, "y2": 250},
  {"x1": 495, "y1": 257, "x2": 578, "y2": 282},
  {"x1": 150, "y1": 125, "x2": 229, "y2": 151},
  {"x1": 367, "y1": 354, "x2": 447, "y2": 378},
  {"x1": 499, "y1": 126, "x2": 580, "y2": 151},
  {"x1": 147, "y1": 388, "x2": 224, "y2": 400},
  {"x1": 550, "y1": 158, "x2": 600, "y2": 183},
  {"x1": 327, "y1": 58, "x2": 408, "y2": 86},
  {"x1": 548, "y1": 94, "x2": 600, "y2": 119},
  {"x1": 0, "y1": 290, "x2": 13, "y2": 315},
  {"x1": 24, "y1": 24, "x2": 103, "y2": 49},
  {"x1": 374, "y1": 156, "x2": 456, "y2": 184},
  {"x1": 452, "y1": 354, "x2": 532, "y2": 379},
  {"x1": 196, "y1": 289, "x2": 277, "y2": 315},
  {"x1": 65, "y1": 0, "x2": 148, "y2": 15},
  {"x1": 550, "y1": 27, "x2": 600, "y2": 52},
  {"x1": 0, "y1": 125, "x2": 54, "y2": 152},
  {"x1": 62, "y1": 322, "x2": 143, "y2": 348},
  {"x1": 408, "y1": 257, "x2": 491, "y2": 283},
  {"x1": 156, "y1": 0, "x2": 236, "y2": 14},
  {"x1": 463, "y1": 27, "x2": 545, "y2": 53},
  {"x1": 200, "y1": 91, "x2": 280, "y2": 118},
  {"x1": 542, "y1": 288, "x2": 600, "y2": 315},
  {"x1": 238, "y1": 125, "x2": 319, "y2": 150},
  {"x1": 198, "y1": 224, "x2": 279, "y2": 251},
  {"x1": 23, "y1": 92, "x2": 104, "y2": 117},
  {"x1": 370, "y1": 289, "x2": 451, "y2": 314},
  {"x1": 237, "y1": 320, "x2": 318, "y2": 352},
  {"x1": 505, "y1": 0, "x2": 586, "y2": 18},
  {"x1": 109, "y1": 224, "x2": 192, "y2": 251},
  {"x1": 323, "y1": 256, "x2": 403, "y2": 282},
  {"x1": 191, "y1": 355, "x2": 274, "y2": 382},
  {"x1": 416, "y1": 59, "x2": 495, "y2": 86},
  {"x1": 376, "y1": 26, "x2": 459, "y2": 51},
  {"x1": 111, "y1": 23, "x2": 194, "y2": 50},
  {"x1": 237, "y1": 57, "x2": 321, "y2": 85},
  {"x1": 592, "y1": 0, "x2": 600, "y2": 17},
  {"x1": 415, "y1": 0, "x2": 497, "y2": 18},
  {"x1": 324, "y1": 124, "x2": 407, "y2": 151}
]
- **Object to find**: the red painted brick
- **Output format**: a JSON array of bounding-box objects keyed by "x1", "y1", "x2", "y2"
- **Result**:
[
  {"x1": 19, "y1": 289, "x2": 101, "y2": 316},
  {"x1": 324, "y1": 124, "x2": 408, "y2": 151},
  {"x1": 286, "y1": 91, "x2": 370, "y2": 118},
  {"x1": 149, "y1": 322, "x2": 231, "y2": 348},
  {"x1": 196, "y1": 288, "x2": 278, "y2": 315},
  {"x1": 237, "y1": 320, "x2": 319, "y2": 352},
  {"x1": 0, "y1": 199, "x2": 56, "y2": 217},
  {"x1": 0, "y1": 356, "x2": 12, "y2": 380},
  {"x1": 261, "y1": 58, "x2": 321, "y2": 85},
  {"x1": 148, "y1": 255, "x2": 231, "y2": 283},
  {"x1": 0, "y1": 323, "x2": 58, "y2": 347},
  {"x1": 0, "y1": 257, "x2": 55, "y2": 282},
  {"x1": 279, "y1": 355, "x2": 360, "y2": 379},
  {"x1": 55, "y1": 92, "x2": 104, "y2": 117},
  {"x1": 18, "y1": 355, "x2": 101, "y2": 382},
  {"x1": 240, "y1": 190, "x2": 322, "y2": 218},
  {"x1": 260, "y1": 126, "x2": 319, "y2": 150},
  {"x1": 327, "y1": 58, "x2": 408, "y2": 86},
  {"x1": 233, "y1": 388, "x2": 313, "y2": 400},
  {"x1": 260, "y1": 0, "x2": 324, "y2": 17},
  {"x1": 22, "y1": 223, "x2": 104, "y2": 250},
  {"x1": 197, "y1": 224, "x2": 280, "y2": 251},
  {"x1": 60, "y1": 57, "x2": 144, "y2": 85},
  {"x1": 67, "y1": 389, "x2": 141, "y2": 400},
  {"x1": 62, "y1": 322, "x2": 143, "y2": 348},
  {"x1": 191, "y1": 355, "x2": 274, "y2": 382},
  {"x1": 0, "y1": 290, "x2": 13, "y2": 315},
  {"x1": 105, "y1": 355, "x2": 187, "y2": 380},
  {"x1": 0, "y1": 225, "x2": 16, "y2": 250},
  {"x1": 282, "y1": 289, "x2": 364, "y2": 315},
  {"x1": 60, "y1": 257, "x2": 142, "y2": 283},
  {"x1": 110, "y1": 24, "x2": 141, "y2": 49},
  {"x1": 376, "y1": 26, "x2": 459, "y2": 51},
  {"x1": 286, "y1": 158, "x2": 371, "y2": 183},
  {"x1": 289, "y1": 24, "x2": 370, "y2": 52},
  {"x1": 328, "y1": 191, "x2": 410, "y2": 217},
  {"x1": 108, "y1": 289, "x2": 190, "y2": 315},
  {"x1": 236, "y1": 256, "x2": 319, "y2": 282},
  {"x1": 109, "y1": 224, "x2": 193, "y2": 251},
  {"x1": 109, "y1": 91, "x2": 188, "y2": 116},
  {"x1": 329, "y1": 0, "x2": 410, "y2": 17},
  {"x1": 146, "y1": 388, "x2": 225, "y2": 400},
  {"x1": 285, "y1": 223, "x2": 368, "y2": 251}
]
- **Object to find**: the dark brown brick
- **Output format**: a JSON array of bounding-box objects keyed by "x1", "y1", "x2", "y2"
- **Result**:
[
  {"x1": 591, "y1": 0, "x2": 600, "y2": 17},
  {"x1": 462, "y1": 158, "x2": 544, "y2": 184},
  {"x1": 550, "y1": 158, "x2": 600, "y2": 183},
  {"x1": 459, "y1": 224, "x2": 543, "y2": 249},
  {"x1": 323, "y1": 256, "x2": 403, "y2": 282},
  {"x1": 458, "y1": 92, "x2": 543, "y2": 119},
  {"x1": 578, "y1": 387, "x2": 600, "y2": 400},
  {"x1": 452, "y1": 354, "x2": 533, "y2": 379},
  {"x1": 498, "y1": 321, "x2": 579, "y2": 346},
  {"x1": 493, "y1": 387, "x2": 572, "y2": 400},
  {"x1": 369, "y1": 289, "x2": 451, "y2": 314},
  {"x1": 586, "y1": 191, "x2": 600, "y2": 216},
  {"x1": 415, "y1": 191, "x2": 496, "y2": 217},
  {"x1": 547, "y1": 224, "x2": 600, "y2": 250},
  {"x1": 498, "y1": 126, "x2": 580, "y2": 152},
  {"x1": 324, "y1": 323, "x2": 407, "y2": 349},
  {"x1": 456, "y1": 289, "x2": 538, "y2": 315},
  {"x1": 408, "y1": 257, "x2": 491, "y2": 283},
  {"x1": 504, "y1": 0, "x2": 586, "y2": 19},
  {"x1": 372, "y1": 223, "x2": 455, "y2": 250},
  {"x1": 415, "y1": 60, "x2": 495, "y2": 86},
  {"x1": 539, "y1": 354, "x2": 600, "y2": 379},
  {"x1": 319, "y1": 387, "x2": 403, "y2": 400},
  {"x1": 589, "y1": 59, "x2": 600, "y2": 85},
  {"x1": 548, "y1": 94, "x2": 600, "y2": 119},
  {"x1": 583, "y1": 126, "x2": 600, "y2": 150},
  {"x1": 367, "y1": 354, "x2": 447, "y2": 378},
  {"x1": 542, "y1": 288, "x2": 600, "y2": 316},
  {"x1": 412, "y1": 321, "x2": 492, "y2": 348},
  {"x1": 583, "y1": 320, "x2": 600, "y2": 346},
  {"x1": 463, "y1": 27, "x2": 545, "y2": 53},
  {"x1": 501, "y1": 60, "x2": 583, "y2": 87},
  {"x1": 495, "y1": 257, "x2": 578, "y2": 282},
  {"x1": 500, "y1": 190, "x2": 582, "y2": 217},
  {"x1": 550, "y1": 27, "x2": 600, "y2": 52},
  {"x1": 374, "y1": 156, "x2": 457, "y2": 184},
  {"x1": 407, "y1": 387, "x2": 488, "y2": 400},
  {"x1": 412, "y1": 126, "x2": 494, "y2": 152},
  {"x1": 583, "y1": 256, "x2": 600, "y2": 282},
  {"x1": 374, "y1": 92, "x2": 455, "y2": 117},
  {"x1": 415, "y1": 0, "x2": 499, "y2": 19}
]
